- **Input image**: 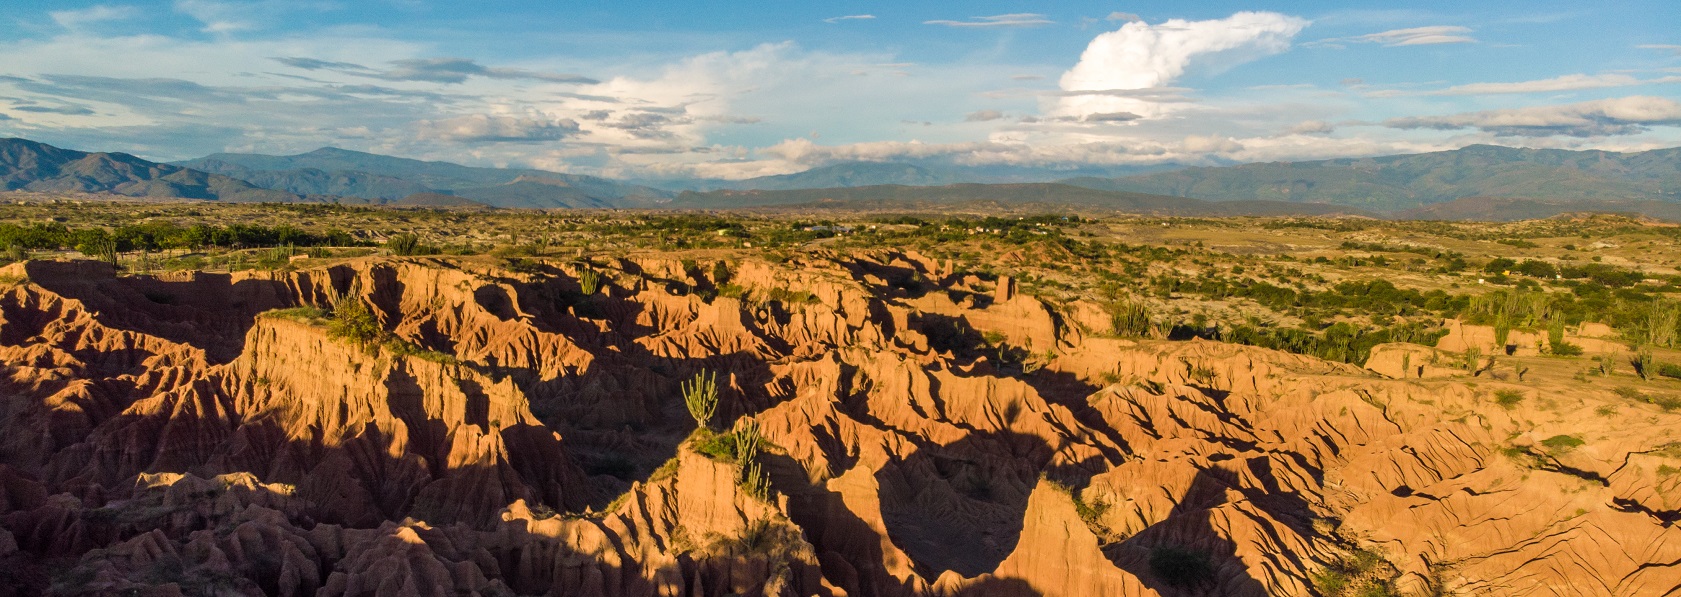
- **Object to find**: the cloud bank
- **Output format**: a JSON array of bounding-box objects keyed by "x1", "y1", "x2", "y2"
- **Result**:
[
  {"x1": 1386, "y1": 96, "x2": 1681, "y2": 137},
  {"x1": 1055, "y1": 12, "x2": 1309, "y2": 119}
]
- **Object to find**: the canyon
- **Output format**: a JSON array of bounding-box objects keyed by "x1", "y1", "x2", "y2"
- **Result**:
[{"x1": 0, "y1": 251, "x2": 1675, "y2": 596}]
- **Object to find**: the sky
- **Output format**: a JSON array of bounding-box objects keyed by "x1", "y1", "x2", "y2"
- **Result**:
[{"x1": 0, "y1": 0, "x2": 1678, "y2": 180}]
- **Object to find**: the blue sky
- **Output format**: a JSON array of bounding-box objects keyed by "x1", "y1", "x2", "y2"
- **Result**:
[{"x1": 1, "y1": 0, "x2": 1678, "y2": 179}]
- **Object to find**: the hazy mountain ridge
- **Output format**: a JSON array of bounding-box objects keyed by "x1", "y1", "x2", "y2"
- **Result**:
[
  {"x1": 0, "y1": 138, "x2": 298, "y2": 202},
  {"x1": 645, "y1": 161, "x2": 1175, "y2": 192},
  {"x1": 177, "y1": 147, "x2": 672, "y2": 208},
  {"x1": 14, "y1": 137, "x2": 1681, "y2": 218},
  {"x1": 1063, "y1": 145, "x2": 1681, "y2": 210},
  {"x1": 184, "y1": 158, "x2": 433, "y2": 201},
  {"x1": 671, "y1": 182, "x2": 1375, "y2": 216}
]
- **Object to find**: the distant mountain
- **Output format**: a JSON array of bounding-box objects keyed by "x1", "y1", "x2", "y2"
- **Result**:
[
  {"x1": 1063, "y1": 145, "x2": 1681, "y2": 211},
  {"x1": 719, "y1": 163, "x2": 959, "y2": 190},
  {"x1": 184, "y1": 159, "x2": 432, "y2": 201},
  {"x1": 1396, "y1": 196, "x2": 1681, "y2": 222},
  {"x1": 176, "y1": 147, "x2": 671, "y2": 208},
  {"x1": 0, "y1": 138, "x2": 298, "y2": 202},
  {"x1": 644, "y1": 161, "x2": 1176, "y2": 192},
  {"x1": 670, "y1": 183, "x2": 1374, "y2": 217}
]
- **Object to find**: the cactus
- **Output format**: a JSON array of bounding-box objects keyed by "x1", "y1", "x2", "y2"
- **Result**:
[
  {"x1": 683, "y1": 370, "x2": 719, "y2": 429},
  {"x1": 735, "y1": 420, "x2": 762, "y2": 460},
  {"x1": 735, "y1": 420, "x2": 772, "y2": 500}
]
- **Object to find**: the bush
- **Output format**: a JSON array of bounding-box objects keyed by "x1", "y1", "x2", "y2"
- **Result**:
[
  {"x1": 1549, "y1": 341, "x2": 1583, "y2": 356},
  {"x1": 693, "y1": 429, "x2": 740, "y2": 461},
  {"x1": 1312, "y1": 548, "x2": 1396, "y2": 597},
  {"x1": 1148, "y1": 545, "x2": 1213, "y2": 588},
  {"x1": 1633, "y1": 349, "x2": 1656, "y2": 381},
  {"x1": 386, "y1": 233, "x2": 425, "y2": 256},
  {"x1": 327, "y1": 296, "x2": 383, "y2": 349},
  {"x1": 1541, "y1": 434, "x2": 1585, "y2": 452},
  {"x1": 1104, "y1": 297, "x2": 1157, "y2": 338},
  {"x1": 578, "y1": 268, "x2": 603, "y2": 295},
  {"x1": 1493, "y1": 389, "x2": 1525, "y2": 408}
]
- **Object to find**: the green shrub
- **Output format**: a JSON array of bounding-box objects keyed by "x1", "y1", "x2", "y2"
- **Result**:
[
  {"x1": 1633, "y1": 349, "x2": 1656, "y2": 381},
  {"x1": 578, "y1": 268, "x2": 603, "y2": 295},
  {"x1": 385, "y1": 233, "x2": 422, "y2": 256},
  {"x1": 1312, "y1": 548, "x2": 1396, "y2": 597},
  {"x1": 327, "y1": 296, "x2": 383, "y2": 350},
  {"x1": 1541, "y1": 434, "x2": 1585, "y2": 452},
  {"x1": 263, "y1": 306, "x2": 328, "y2": 322},
  {"x1": 1650, "y1": 395, "x2": 1681, "y2": 411},
  {"x1": 1104, "y1": 297, "x2": 1156, "y2": 338},
  {"x1": 1493, "y1": 390, "x2": 1525, "y2": 408}
]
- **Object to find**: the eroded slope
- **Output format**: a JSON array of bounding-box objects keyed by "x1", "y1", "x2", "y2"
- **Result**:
[{"x1": 0, "y1": 254, "x2": 1675, "y2": 596}]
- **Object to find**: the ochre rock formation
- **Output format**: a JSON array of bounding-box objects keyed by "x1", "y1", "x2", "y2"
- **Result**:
[{"x1": 0, "y1": 255, "x2": 1676, "y2": 596}]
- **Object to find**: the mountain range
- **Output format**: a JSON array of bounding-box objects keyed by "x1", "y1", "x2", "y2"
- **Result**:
[
  {"x1": 1061, "y1": 144, "x2": 1681, "y2": 210},
  {"x1": 7, "y1": 137, "x2": 1681, "y2": 219},
  {"x1": 0, "y1": 138, "x2": 296, "y2": 202},
  {"x1": 175, "y1": 148, "x2": 671, "y2": 208},
  {"x1": 668, "y1": 183, "x2": 1375, "y2": 217}
]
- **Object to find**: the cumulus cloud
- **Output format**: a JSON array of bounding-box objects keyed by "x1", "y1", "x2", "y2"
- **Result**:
[
  {"x1": 823, "y1": 15, "x2": 874, "y2": 24},
  {"x1": 1385, "y1": 96, "x2": 1681, "y2": 137},
  {"x1": 965, "y1": 109, "x2": 1006, "y2": 122},
  {"x1": 1427, "y1": 73, "x2": 1681, "y2": 96},
  {"x1": 1310, "y1": 25, "x2": 1476, "y2": 48},
  {"x1": 1054, "y1": 12, "x2": 1308, "y2": 119},
  {"x1": 925, "y1": 14, "x2": 1053, "y2": 28},
  {"x1": 49, "y1": 5, "x2": 138, "y2": 29},
  {"x1": 416, "y1": 113, "x2": 581, "y2": 143}
]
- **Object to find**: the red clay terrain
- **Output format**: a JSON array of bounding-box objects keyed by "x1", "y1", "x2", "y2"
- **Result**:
[{"x1": 0, "y1": 255, "x2": 1676, "y2": 596}]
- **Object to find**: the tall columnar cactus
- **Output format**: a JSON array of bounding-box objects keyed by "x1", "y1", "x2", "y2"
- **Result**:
[
  {"x1": 735, "y1": 420, "x2": 761, "y2": 461},
  {"x1": 735, "y1": 420, "x2": 771, "y2": 500},
  {"x1": 683, "y1": 370, "x2": 719, "y2": 429}
]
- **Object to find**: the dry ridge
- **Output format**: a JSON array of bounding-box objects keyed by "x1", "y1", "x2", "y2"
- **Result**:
[{"x1": 0, "y1": 253, "x2": 1676, "y2": 596}]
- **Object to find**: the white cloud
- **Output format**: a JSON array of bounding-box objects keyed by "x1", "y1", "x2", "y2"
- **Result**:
[
  {"x1": 1639, "y1": 44, "x2": 1681, "y2": 55},
  {"x1": 173, "y1": 0, "x2": 337, "y2": 34},
  {"x1": 1310, "y1": 25, "x2": 1476, "y2": 48},
  {"x1": 416, "y1": 113, "x2": 580, "y2": 143},
  {"x1": 1054, "y1": 11, "x2": 1308, "y2": 119},
  {"x1": 1106, "y1": 12, "x2": 1142, "y2": 23},
  {"x1": 965, "y1": 109, "x2": 1006, "y2": 122},
  {"x1": 49, "y1": 5, "x2": 139, "y2": 29},
  {"x1": 1427, "y1": 73, "x2": 1681, "y2": 96},
  {"x1": 925, "y1": 14, "x2": 1053, "y2": 28},
  {"x1": 823, "y1": 15, "x2": 875, "y2": 24},
  {"x1": 1386, "y1": 96, "x2": 1681, "y2": 137}
]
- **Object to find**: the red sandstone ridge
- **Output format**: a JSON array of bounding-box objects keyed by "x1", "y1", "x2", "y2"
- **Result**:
[{"x1": 0, "y1": 255, "x2": 1678, "y2": 596}]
